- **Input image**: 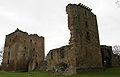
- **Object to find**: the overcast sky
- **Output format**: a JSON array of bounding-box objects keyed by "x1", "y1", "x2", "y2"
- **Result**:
[{"x1": 0, "y1": 0, "x2": 120, "y2": 55}]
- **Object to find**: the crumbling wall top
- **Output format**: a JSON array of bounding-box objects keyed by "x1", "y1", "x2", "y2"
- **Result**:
[
  {"x1": 29, "y1": 34, "x2": 44, "y2": 39},
  {"x1": 66, "y1": 3, "x2": 92, "y2": 13},
  {"x1": 6, "y1": 28, "x2": 28, "y2": 37},
  {"x1": 46, "y1": 45, "x2": 70, "y2": 56},
  {"x1": 6, "y1": 28, "x2": 44, "y2": 39}
]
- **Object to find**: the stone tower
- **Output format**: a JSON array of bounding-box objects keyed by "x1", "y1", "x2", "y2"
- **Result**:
[
  {"x1": 66, "y1": 3, "x2": 103, "y2": 72},
  {"x1": 2, "y1": 29, "x2": 45, "y2": 71},
  {"x1": 46, "y1": 3, "x2": 103, "y2": 75}
]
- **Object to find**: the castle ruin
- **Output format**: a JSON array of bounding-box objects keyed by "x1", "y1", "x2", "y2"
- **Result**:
[
  {"x1": 2, "y1": 28, "x2": 45, "y2": 71},
  {"x1": 1, "y1": 3, "x2": 120, "y2": 76},
  {"x1": 46, "y1": 3, "x2": 103, "y2": 75}
]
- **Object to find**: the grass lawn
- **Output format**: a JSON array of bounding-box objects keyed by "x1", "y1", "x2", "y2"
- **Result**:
[{"x1": 0, "y1": 67, "x2": 120, "y2": 77}]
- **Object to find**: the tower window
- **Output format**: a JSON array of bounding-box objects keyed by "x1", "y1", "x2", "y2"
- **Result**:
[
  {"x1": 8, "y1": 52, "x2": 10, "y2": 64},
  {"x1": 51, "y1": 52, "x2": 53, "y2": 60},
  {"x1": 7, "y1": 60, "x2": 9, "y2": 64},
  {"x1": 33, "y1": 48, "x2": 35, "y2": 51},
  {"x1": 24, "y1": 47, "x2": 26, "y2": 49},
  {"x1": 84, "y1": 11, "x2": 87, "y2": 17},
  {"x1": 85, "y1": 21, "x2": 88, "y2": 28},
  {"x1": 23, "y1": 53, "x2": 25, "y2": 57},
  {"x1": 86, "y1": 32, "x2": 90, "y2": 41},
  {"x1": 36, "y1": 62, "x2": 38, "y2": 67}
]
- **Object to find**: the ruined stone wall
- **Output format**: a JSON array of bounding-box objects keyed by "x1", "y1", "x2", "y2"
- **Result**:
[
  {"x1": 2, "y1": 29, "x2": 44, "y2": 71},
  {"x1": 100, "y1": 45, "x2": 112, "y2": 67},
  {"x1": 100, "y1": 45, "x2": 120, "y2": 67},
  {"x1": 66, "y1": 3, "x2": 103, "y2": 72},
  {"x1": 46, "y1": 3, "x2": 103, "y2": 75},
  {"x1": 46, "y1": 45, "x2": 73, "y2": 75},
  {"x1": 112, "y1": 54, "x2": 120, "y2": 67}
]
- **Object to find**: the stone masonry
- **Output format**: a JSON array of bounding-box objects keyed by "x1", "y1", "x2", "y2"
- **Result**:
[
  {"x1": 66, "y1": 3, "x2": 103, "y2": 71},
  {"x1": 46, "y1": 45, "x2": 71, "y2": 75},
  {"x1": 2, "y1": 28, "x2": 45, "y2": 71},
  {"x1": 100, "y1": 45, "x2": 120, "y2": 68},
  {"x1": 46, "y1": 3, "x2": 103, "y2": 75}
]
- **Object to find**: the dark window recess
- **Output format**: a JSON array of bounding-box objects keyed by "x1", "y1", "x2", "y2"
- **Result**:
[
  {"x1": 86, "y1": 32, "x2": 90, "y2": 41},
  {"x1": 85, "y1": 21, "x2": 88, "y2": 28},
  {"x1": 36, "y1": 62, "x2": 38, "y2": 67},
  {"x1": 30, "y1": 39, "x2": 32, "y2": 42},
  {"x1": 7, "y1": 60, "x2": 9, "y2": 64},
  {"x1": 24, "y1": 47, "x2": 26, "y2": 49},
  {"x1": 23, "y1": 53, "x2": 25, "y2": 56},
  {"x1": 35, "y1": 42, "x2": 37, "y2": 45},
  {"x1": 8, "y1": 52, "x2": 10, "y2": 64},
  {"x1": 85, "y1": 11, "x2": 87, "y2": 17},
  {"x1": 33, "y1": 48, "x2": 35, "y2": 51},
  {"x1": 51, "y1": 52, "x2": 53, "y2": 60}
]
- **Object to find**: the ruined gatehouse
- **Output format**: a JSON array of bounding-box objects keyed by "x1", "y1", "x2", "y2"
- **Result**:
[
  {"x1": 46, "y1": 3, "x2": 103, "y2": 75},
  {"x1": 2, "y1": 28, "x2": 45, "y2": 71}
]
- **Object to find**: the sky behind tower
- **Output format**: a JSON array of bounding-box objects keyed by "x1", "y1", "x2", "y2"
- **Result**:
[{"x1": 0, "y1": 0, "x2": 120, "y2": 55}]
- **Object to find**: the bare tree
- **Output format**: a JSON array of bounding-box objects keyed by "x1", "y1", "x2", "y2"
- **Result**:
[
  {"x1": 115, "y1": 0, "x2": 120, "y2": 7},
  {"x1": 113, "y1": 45, "x2": 120, "y2": 55},
  {"x1": 0, "y1": 47, "x2": 4, "y2": 63}
]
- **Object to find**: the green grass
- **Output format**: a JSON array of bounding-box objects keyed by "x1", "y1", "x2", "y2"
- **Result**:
[{"x1": 0, "y1": 67, "x2": 120, "y2": 77}]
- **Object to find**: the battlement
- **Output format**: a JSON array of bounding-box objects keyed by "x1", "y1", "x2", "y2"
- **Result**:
[
  {"x1": 67, "y1": 3, "x2": 92, "y2": 12},
  {"x1": 78, "y1": 3, "x2": 92, "y2": 11}
]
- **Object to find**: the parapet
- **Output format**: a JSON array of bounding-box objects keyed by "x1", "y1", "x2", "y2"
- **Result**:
[
  {"x1": 78, "y1": 3, "x2": 92, "y2": 11},
  {"x1": 66, "y1": 3, "x2": 92, "y2": 13}
]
